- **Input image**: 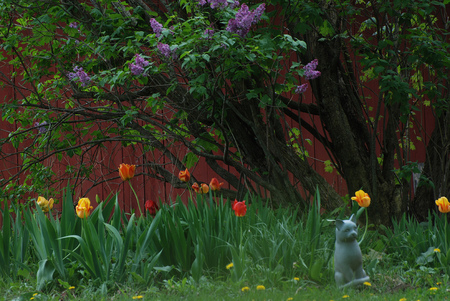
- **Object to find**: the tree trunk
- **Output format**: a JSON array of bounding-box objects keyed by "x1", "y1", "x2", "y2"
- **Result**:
[{"x1": 413, "y1": 111, "x2": 450, "y2": 221}]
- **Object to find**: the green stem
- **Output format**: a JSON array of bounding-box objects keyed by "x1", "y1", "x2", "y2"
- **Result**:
[
  {"x1": 358, "y1": 208, "x2": 369, "y2": 245},
  {"x1": 445, "y1": 214, "x2": 448, "y2": 254},
  {"x1": 128, "y1": 181, "x2": 143, "y2": 216}
]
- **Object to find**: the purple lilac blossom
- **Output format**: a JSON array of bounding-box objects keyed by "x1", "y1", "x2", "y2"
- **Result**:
[
  {"x1": 157, "y1": 43, "x2": 172, "y2": 57},
  {"x1": 253, "y1": 3, "x2": 265, "y2": 21},
  {"x1": 230, "y1": 0, "x2": 240, "y2": 9},
  {"x1": 226, "y1": 4, "x2": 265, "y2": 38},
  {"x1": 198, "y1": 0, "x2": 228, "y2": 8},
  {"x1": 129, "y1": 54, "x2": 149, "y2": 76},
  {"x1": 304, "y1": 59, "x2": 321, "y2": 80},
  {"x1": 150, "y1": 18, "x2": 163, "y2": 37},
  {"x1": 68, "y1": 66, "x2": 91, "y2": 87},
  {"x1": 295, "y1": 83, "x2": 308, "y2": 94},
  {"x1": 209, "y1": 0, "x2": 228, "y2": 9},
  {"x1": 69, "y1": 22, "x2": 78, "y2": 28},
  {"x1": 203, "y1": 28, "x2": 215, "y2": 39},
  {"x1": 34, "y1": 121, "x2": 48, "y2": 133}
]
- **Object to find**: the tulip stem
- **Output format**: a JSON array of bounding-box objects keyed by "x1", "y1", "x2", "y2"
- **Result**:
[
  {"x1": 128, "y1": 181, "x2": 143, "y2": 216},
  {"x1": 358, "y1": 208, "x2": 369, "y2": 245},
  {"x1": 445, "y1": 215, "x2": 448, "y2": 255}
]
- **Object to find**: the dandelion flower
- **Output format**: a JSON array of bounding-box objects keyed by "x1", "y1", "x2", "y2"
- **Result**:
[
  {"x1": 342, "y1": 295, "x2": 349, "y2": 299},
  {"x1": 68, "y1": 286, "x2": 75, "y2": 290},
  {"x1": 434, "y1": 248, "x2": 441, "y2": 253},
  {"x1": 399, "y1": 298, "x2": 407, "y2": 301},
  {"x1": 287, "y1": 298, "x2": 293, "y2": 301},
  {"x1": 363, "y1": 281, "x2": 372, "y2": 286},
  {"x1": 256, "y1": 285, "x2": 265, "y2": 290},
  {"x1": 226, "y1": 263, "x2": 234, "y2": 269},
  {"x1": 293, "y1": 277, "x2": 300, "y2": 281},
  {"x1": 429, "y1": 287, "x2": 438, "y2": 291},
  {"x1": 241, "y1": 286, "x2": 250, "y2": 292},
  {"x1": 132, "y1": 296, "x2": 143, "y2": 299}
]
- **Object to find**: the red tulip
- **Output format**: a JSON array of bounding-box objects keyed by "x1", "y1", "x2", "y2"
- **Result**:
[
  {"x1": 232, "y1": 199, "x2": 247, "y2": 217},
  {"x1": 145, "y1": 200, "x2": 159, "y2": 216},
  {"x1": 209, "y1": 178, "x2": 224, "y2": 191},
  {"x1": 178, "y1": 168, "x2": 190, "y2": 182}
]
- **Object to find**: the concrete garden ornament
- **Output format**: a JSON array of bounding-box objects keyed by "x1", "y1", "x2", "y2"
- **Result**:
[{"x1": 334, "y1": 214, "x2": 370, "y2": 288}]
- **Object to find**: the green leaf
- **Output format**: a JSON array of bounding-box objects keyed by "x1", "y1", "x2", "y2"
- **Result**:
[
  {"x1": 36, "y1": 259, "x2": 55, "y2": 290},
  {"x1": 183, "y1": 152, "x2": 199, "y2": 169}
]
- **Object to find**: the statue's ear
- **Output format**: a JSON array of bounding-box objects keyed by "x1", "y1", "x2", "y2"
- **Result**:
[
  {"x1": 336, "y1": 219, "x2": 344, "y2": 230},
  {"x1": 350, "y1": 214, "x2": 357, "y2": 223}
]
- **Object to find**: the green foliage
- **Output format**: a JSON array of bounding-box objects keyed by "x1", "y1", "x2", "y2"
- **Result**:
[{"x1": 3, "y1": 188, "x2": 450, "y2": 299}]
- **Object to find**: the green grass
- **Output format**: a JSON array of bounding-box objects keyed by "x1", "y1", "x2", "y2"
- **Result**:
[
  {"x1": 1, "y1": 272, "x2": 448, "y2": 301},
  {"x1": 1, "y1": 189, "x2": 450, "y2": 300}
]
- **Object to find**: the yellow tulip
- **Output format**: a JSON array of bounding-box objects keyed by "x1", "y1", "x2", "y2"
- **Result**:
[
  {"x1": 36, "y1": 196, "x2": 54, "y2": 212},
  {"x1": 435, "y1": 197, "x2": 450, "y2": 213},
  {"x1": 351, "y1": 190, "x2": 371, "y2": 207},
  {"x1": 76, "y1": 198, "x2": 93, "y2": 218}
]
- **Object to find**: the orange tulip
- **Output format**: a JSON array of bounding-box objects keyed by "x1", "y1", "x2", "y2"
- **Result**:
[
  {"x1": 351, "y1": 190, "x2": 371, "y2": 207},
  {"x1": 178, "y1": 168, "x2": 190, "y2": 182},
  {"x1": 232, "y1": 200, "x2": 247, "y2": 217},
  {"x1": 119, "y1": 163, "x2": 135, "y2": 181},
  {"x1": 37, "y1": 196, "x2": 54, "y2": 213},
  {"x1": 436, "y1": 197, "x2": 450, "y2": 213},
  {"x1": 209, "y1": 178, "x2": 224, "y2": 191},
  {"x1": 192, "y1": 182, "x2": 209, "y2": 194},
  {"x1": 76, "y1": 197, "x2": 93, "y2": 218}
]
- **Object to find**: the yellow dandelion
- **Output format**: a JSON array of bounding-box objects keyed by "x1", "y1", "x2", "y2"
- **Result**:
[
  {"x1": 437, "y1": 282, "x2": 442, "y2": 285},
  {"x1": 226, "y1": 263, "x2": 234, "y2": 269},
  {"x1": 434, "y1": 248, "x2": 441, "y2": 253},
  {"x1": 399, "y1": 298, "x2": 406, "y2": 301},
  {"x1": 429, "y1": 287, "x2": 438, "y2": 291},
  {"x1": 30, "y1": 298, "x2": 34, "y2": 301},
  {"x1": 69, "y1": 286, "x2": 75, "y2": 290},
  {"x1": 256, "y1": 285, "x2": 265, "y2": 290},
  {"x1": 33, "y1": 293, "x2": 38, "y2": 296},
  {"x1": 241, "y1": 286, "x2": 250, "y2": 292},
  {"x1": 132, "y1": 296, "x2": 143, "y2": 299},
  {"x1": 342, "y1": 295, "x2": 349, "y2": 298},
  {"x1": 293, "y1": 277, "x2": 300, "y2": 281},
  {"x1": 287, "y1": 298, "x2": 293, "y2": 301},
  {"x1": 363, "y1": 281, "x2": 372, "y2": 286}
]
